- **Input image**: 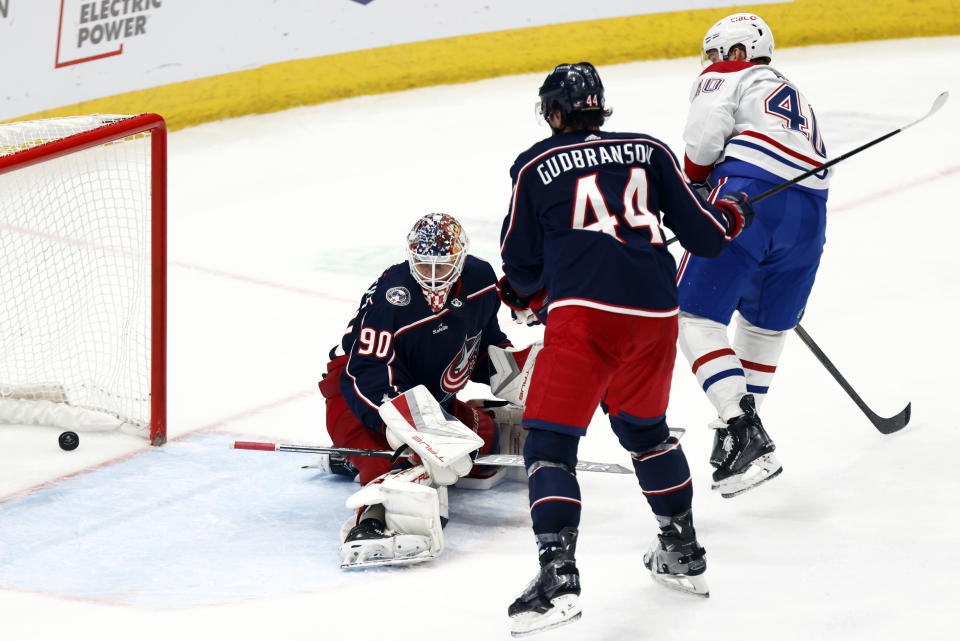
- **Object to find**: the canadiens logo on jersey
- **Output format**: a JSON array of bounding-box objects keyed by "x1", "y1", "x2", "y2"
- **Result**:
[
  {"x1": 385, "y1": 286, "x2": 411, "y2": 306},
  {"x1": 440, "y1": 331, "x2": 482, "y2": 396}
]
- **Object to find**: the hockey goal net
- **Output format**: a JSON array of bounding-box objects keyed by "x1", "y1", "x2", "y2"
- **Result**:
[{"x1": 0, "y1": 114, "x2": 167, "y2": 444}]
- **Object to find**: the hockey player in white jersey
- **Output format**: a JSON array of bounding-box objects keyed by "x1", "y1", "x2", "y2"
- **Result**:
[{"x1": 677, "y1": 13, "x2": 831, "y2": 497}]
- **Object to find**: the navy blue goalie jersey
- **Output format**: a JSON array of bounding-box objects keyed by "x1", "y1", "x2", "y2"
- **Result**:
[
  {"x1": 329, "y1": 256, "x2": 511, "y2": 433},
  {"x1": 500, "y1": 131, "x2": 735, "y2": 316}
]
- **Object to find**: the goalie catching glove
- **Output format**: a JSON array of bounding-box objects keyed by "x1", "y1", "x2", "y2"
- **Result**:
[{"x1": 380, "y1": 385, "x2": 484, "y2": 486}]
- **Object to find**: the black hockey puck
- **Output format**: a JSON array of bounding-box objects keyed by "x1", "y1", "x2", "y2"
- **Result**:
[{"x1": 59, "y1": 431, "x2": 79, "y2": 451}]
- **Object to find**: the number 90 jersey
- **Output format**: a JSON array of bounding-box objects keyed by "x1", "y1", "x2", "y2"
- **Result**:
[
  {"x1": 683, "y1": 60, "x2": 831, "y2": 196},
  {"x1": 330, "y1": 256, "x2": 511, "y2": 433},
  {"x1": 500, "y1": 130, "x2": 735, "y2": 317}
]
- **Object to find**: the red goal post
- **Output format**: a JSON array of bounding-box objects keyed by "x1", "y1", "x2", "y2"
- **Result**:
[{"x1": 0, "y1": 113, "x2": 167, "y2": 445}]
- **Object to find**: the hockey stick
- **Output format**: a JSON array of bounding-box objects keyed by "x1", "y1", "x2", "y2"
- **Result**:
[
  {"x1": 793, "y1": 324, "x2": 910, "y2": 434},
  {"x1": 664, "y1": 99, "x2": 941, "y2": 431},
  {"x1": 746, "y1": 91, "x2": 947, "y2": 204},
  {"x1": 232, "y1": 440, "x2": 634, "y2": 474},
  {"x1": 667, "y1": 91, "x2": 950, "y2": 247}
]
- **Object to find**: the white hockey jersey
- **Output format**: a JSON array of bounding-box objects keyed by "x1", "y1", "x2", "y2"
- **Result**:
[{"x1": 682, "y1": 60, "x2": 830, "y2": 196}]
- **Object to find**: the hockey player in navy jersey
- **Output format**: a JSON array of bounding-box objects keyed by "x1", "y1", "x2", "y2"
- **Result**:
[
  {"x1": 677, "y1": 13, "x2": 831, "y2": 499},
  {"x1": 499, "y1": 62, "x2": 755, "y2": 636},
  {"x1": 318, "y1": 213, "x2": 519, "y2": 569}
]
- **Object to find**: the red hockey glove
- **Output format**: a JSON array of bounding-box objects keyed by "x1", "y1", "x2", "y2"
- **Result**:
[{"x1": 714, "y1": 191, "x2": 755, "y2": 239}]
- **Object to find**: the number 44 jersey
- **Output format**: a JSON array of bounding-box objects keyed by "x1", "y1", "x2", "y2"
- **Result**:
[
  {"x1": 682, "y1": 60, "x2": 831, "y2": 197},
  {"x1": 500, "y1": 130, "x2": 737, "y2": 318}
]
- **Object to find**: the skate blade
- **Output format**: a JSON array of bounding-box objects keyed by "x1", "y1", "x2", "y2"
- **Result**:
[
  {"x1": 713, "y1": 454, "x2": 783, "y2": 499},
  {"x1": 510, "y1": 594, "x2": 582, "y2": 637},
  {"x1": 340, "y1": 553, "x2": 434, "y2": 569},
  {"x1": 340, "y1": 537, "x2": 435, "y2": 569},
  {"x1": 650, "y1": 571, "x2": 710, "y2": 598}
]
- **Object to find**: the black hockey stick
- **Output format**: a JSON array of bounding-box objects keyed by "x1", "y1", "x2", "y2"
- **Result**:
[
  {"x1": 793, "y1": 324, "x2": 910, "y2": 434},
  {"x1": 232, "y1": 440, "x2": 635, "y2": 474},
  {"x1": 746, "y1": 91, "x2": 947, "y2": 204},
  {"x1": 666, "y1": 91, "x2": 950, "y2": 247}
]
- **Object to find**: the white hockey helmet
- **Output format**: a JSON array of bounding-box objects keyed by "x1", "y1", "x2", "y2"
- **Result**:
[
  {"x1": 701, "y1": 13, "x2": 775, "y2": 65},
  {"x1": 406, "y1": 213, "x2": 469, "y2": 312}
]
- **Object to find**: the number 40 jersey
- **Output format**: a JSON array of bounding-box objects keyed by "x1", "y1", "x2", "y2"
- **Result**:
[{"x1": 682, "y1": 60, "x2": 831, "y2": 197}]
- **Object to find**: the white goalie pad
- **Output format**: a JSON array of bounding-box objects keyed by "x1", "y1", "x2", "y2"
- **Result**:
[
  {"x1": 342, "y1": 465, "x2": 447, "y2": 567},
  {"x1": 456, "y1": 402, "x2": 528, "y2": 490},
  {"x1": 488, "y1": 343, "x2": 542, "y2": 407},
  {"x1": 380, "y1": 385, "x2": 484, "y2": 486}
]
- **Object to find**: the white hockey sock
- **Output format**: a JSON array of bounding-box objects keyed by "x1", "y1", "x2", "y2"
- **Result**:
[
  {"x1": 732, "y1": 316, "x2": 787, "y2": 409},
  {"x1": 678, "y1": 312, "x2": 746, "y2": 422}
]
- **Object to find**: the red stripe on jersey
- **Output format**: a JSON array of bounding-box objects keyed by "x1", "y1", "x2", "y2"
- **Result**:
[
  {"x1": 708, "y1": 177, "x2": 728, "y2": 202},
  {"x1": 738, "y1": 130, "x2": 825, "y2": 168},
  {"x1": 684, "y1": 153, "x2": 713, "y2": 182},
  {"x1": 700, "y1": 60, "x2": 756, "y2": 76},
  {"x1": 691, "y1": 348, "x2": 737, "y2": 374},
  {"x1": 741, "y1": 359, "x2": 777, "y2": 373}
]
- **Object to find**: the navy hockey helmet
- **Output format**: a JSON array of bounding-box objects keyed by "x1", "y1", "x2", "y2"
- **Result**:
[{"x1": 537, "y1": 62, "x2": 605, "y2": 121}]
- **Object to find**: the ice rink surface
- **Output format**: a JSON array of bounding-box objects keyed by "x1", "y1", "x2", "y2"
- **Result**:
[{"x1": 2, "y1": 37, "x2": 959, "y2": 641}]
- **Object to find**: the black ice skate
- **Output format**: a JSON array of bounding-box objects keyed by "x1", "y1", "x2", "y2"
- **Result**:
[
  {"x1": 339, "y1": 517, "x2": 432, "y2": 569},
  {"x1": 643, "y1": 510, "x2": 709, "y2": 597},
  {"x1": 710, "y1": 394, "x2": 782, "y2": 498},
  {"x1": 508, "y1": 528, "x2": 582, "y2": 637}
]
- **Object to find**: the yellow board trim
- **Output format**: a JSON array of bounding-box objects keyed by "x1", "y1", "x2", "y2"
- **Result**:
[{"x1": 9, "y1": 0, "x2": 959, "y2": 129}]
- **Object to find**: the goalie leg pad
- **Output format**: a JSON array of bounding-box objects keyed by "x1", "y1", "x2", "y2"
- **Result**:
[
  {"x1": 341, "y1": 465, "x2": 444, "y2": 568},
  {"x1": 455, "y1": 401, "x2": 529, "y2": 489}
]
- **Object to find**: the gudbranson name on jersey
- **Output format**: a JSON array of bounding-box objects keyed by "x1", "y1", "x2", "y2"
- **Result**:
[{"x1": 536, "y1": 142, "x2": 656, "y2": 185}]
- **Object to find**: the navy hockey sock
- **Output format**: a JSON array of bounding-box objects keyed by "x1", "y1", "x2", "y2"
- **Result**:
[
  {"x1": 524, "y1": 428, "x2": 581, "y2": 535},
  {"x1": 612, "y1": 417, "x2": 693, "y2": 516}
]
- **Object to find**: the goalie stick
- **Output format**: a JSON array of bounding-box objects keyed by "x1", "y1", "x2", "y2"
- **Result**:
[
  {"x1": 793, "y1": 324, "x2": 910, "y2": 434},
  {"x1": 232, "y1": 441, "x2": 635, "y2": 474}
]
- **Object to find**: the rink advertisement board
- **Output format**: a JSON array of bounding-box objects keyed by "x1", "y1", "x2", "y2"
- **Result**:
[{"x1": 1, "y1": 0, "x2": 784, "y2": 121}]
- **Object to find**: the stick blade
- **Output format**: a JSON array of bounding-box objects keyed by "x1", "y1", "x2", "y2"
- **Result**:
[
  {"x1": 872, "y1": 402, "x2": 911, "y2": 435},
  {"x1": 929, "y1": 91, "x2": 949, "y2": 117},
  {"x1": 904, "y1": 92, "x2": 949, "y2": 130}
]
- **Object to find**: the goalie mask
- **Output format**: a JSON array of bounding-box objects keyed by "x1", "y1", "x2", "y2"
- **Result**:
[
  {"x1": 701, "y1": 13, "x2": 774, "y2": 65},
  {"x1": 406, "y1": 213, "x2": 469, "y2": 313}
]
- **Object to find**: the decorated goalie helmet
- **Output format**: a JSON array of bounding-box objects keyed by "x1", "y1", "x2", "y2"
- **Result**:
[
  {"x1": 701, "y1": 13, "x2": 774, "y2": 65},
  {"x1": 537, "y1": 62, "x2": 605, "y2": 122},
  {"x1": 406, "y1": 213, "x2": 469, "y2": 312}
]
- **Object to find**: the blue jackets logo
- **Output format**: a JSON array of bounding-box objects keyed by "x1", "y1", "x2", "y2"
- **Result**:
[
  {"x1": 385, "y1": 286, "x2": 411, "y2": 306},
  {"x1": 440, "y1": 332, "x2": 481, "y2": 394}
]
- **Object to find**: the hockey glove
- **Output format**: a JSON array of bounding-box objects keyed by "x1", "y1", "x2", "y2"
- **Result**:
[
  {"x1": 714, "y1": 192, "x2": 755, "y2": 239},
  {"x1": 497, "y1": 276, "x2": 548, "y2": 326}
]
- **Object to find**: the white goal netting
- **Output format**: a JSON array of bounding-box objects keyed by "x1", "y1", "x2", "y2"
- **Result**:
[{"x1": 0, "y1": 114, "x2": 164, "y2": 441}]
